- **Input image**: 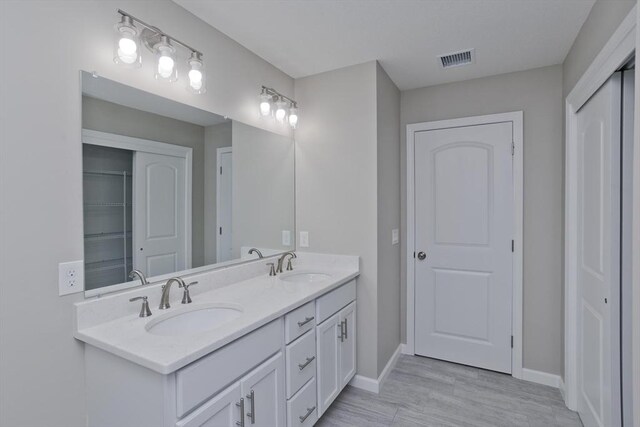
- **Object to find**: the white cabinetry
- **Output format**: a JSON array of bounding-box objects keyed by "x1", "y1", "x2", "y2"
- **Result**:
[
  {"x1": 84, "y1": 280, "x2": 357, "y2": 427},
  {"x1": 240, "y1": 352, "x2": 286, "y2": 427},
  {"x1": 315, "y1": 282, "x2": 357, "y2": 416}
]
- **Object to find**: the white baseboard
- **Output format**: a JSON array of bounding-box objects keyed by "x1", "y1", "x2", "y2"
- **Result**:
[
  {"x1": 521, "y1": 368, "x2": 562, "y2": 388},
  {"x1": 400, "y1": 343, "x2": 413, "y2": 355},
  {"x1": 559, "y1": 377, "x2": 566, "y2": 401},
  {"x1": 349, "y1": 344, "x2": 402, "y2": 394}
]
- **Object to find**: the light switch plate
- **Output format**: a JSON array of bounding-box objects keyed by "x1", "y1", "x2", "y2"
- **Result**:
[
  {"x1": 59, "y1": 260, "x2": 84, "y2": 295},
  {"x1": 282, "y1": 230, "x2": 291, "y2": 246},
  {"x1": 392, "y1": 228, "x2": 399, "y2": 245},
  {"x1": 299, "y1": 231, "x2": 309, "y2": 248}
]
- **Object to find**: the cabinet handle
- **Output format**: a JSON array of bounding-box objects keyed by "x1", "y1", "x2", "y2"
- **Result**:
[
  {"x1": 343, "y1": 317, "x2": 348, "y2": 340},
  {"x1": 245, "y1": 390, "x2": 255, "y2": 424},
  {"x1": 298, "y1": 356, "x2": 316, "y2": 371},
  {"x1": 338, "y1": 321, "x2": 344, "y2": 342},
  {"x1": 299, "y1": 406, "x2": 316, "y2": 423},
  {"x1": 235, "y1": 398, "x2": 245, "y2": 427},
  {"x1": 297, "y1": 316, "x2": 314, "y2": 327}
]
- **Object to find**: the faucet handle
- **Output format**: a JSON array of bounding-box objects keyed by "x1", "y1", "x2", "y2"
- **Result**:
[
  {"x1": 181, "y1": 282, "x2": 198, "y2": 304},
  {"x1": 286, "y1": 258, "x2": 294, "y2": 271},
  {"x1": 129, "y1": 296, "x2": 152, "y2": 317},
  {"x1": 267, "y1": 262, "x2": 276, "y2": 276}
]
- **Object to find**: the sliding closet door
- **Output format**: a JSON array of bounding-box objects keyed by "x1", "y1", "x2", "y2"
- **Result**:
[{"x1": 576, "y1": 72, "x2": 621, "y2": 427}]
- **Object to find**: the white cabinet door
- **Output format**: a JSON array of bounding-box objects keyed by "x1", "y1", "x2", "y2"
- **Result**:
[
  {"x1": 176, "y1": 383, "x2": 242, "y2": 427},
  {"x1": 339, "y1": 302, "x2": 356, "y2": 388},
  {"x1": 316, "y1": 313, "x2": 341, "y2": 416},
  {"x1": 240, "y1": 352, "x2": 286, "y2": 427}
]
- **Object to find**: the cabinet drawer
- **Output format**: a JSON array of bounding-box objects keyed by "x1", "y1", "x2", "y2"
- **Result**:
[
  {"x1": 176, "y1": 318, "x2": 283, "y2": 418},
  {"x1": 287, "y1": 378, "x2": 318, "y2": 427},
  {"x1": 316, "y1": 280, "x2": 356, "y2": 324},
  {"x1": 285, "y1": 329, "x2": 316, "y2": 398},
  {"x1": 285, "y1": 301, "x2": 315, "y2": 344}
]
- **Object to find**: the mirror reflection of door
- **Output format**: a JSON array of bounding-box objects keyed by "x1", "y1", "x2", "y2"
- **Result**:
[
  {"x1": 216, "y1": 147, "x2": 233, "y2": 263},
  {"x1": 133, "y1": 151, "x2": 188, "y2": 277}
]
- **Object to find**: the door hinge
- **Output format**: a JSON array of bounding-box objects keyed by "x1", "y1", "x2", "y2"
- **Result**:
[
  {"x1": 511, "y1": 335, "x2": 514, "y2": 348},
  {"x1": 511, "y1": 240, "x2": 514, "y2": 252},
  {"x1": 511, "y1": 141, "x2": 515, "y2": 156},
  {"x1": 219, "y1": 227, "x2": 222, "y2": 235}
]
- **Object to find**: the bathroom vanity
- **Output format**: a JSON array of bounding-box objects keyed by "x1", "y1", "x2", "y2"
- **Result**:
[{"x1": 74, "y1": 253, "x2": 359, "y2": 427}]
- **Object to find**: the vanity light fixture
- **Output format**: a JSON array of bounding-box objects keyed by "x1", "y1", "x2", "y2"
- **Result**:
[
  {"x1": 259, "y1": 86, "x2": 300, "y2": 129},
  {"x1": 113, "y1": 10, "x2": 206, "y2": 93}
]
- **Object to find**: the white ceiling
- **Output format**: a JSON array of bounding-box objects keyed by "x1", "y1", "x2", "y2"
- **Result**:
[{"x1": 174, "y1": 0, "x2": 595, "y2": 90}]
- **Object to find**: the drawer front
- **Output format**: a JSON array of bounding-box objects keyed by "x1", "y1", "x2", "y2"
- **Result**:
[
  {"x1": 285, "y1": 301, "x2": 316, "y2": 344},
  {"x1": 287, "y1": 378, "x2": 318, "y2": 427},
  {"x1": 176, "y1": 318, "x2": 283, "y2": 418},
  {"x1": 316, "y1": 280, "x2": 356, "y2": 324},
  {"x1": 285, "y1": 329, "x2": 316, "y2": 398}
]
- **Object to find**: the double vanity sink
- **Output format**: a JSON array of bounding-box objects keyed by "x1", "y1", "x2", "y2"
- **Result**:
[
  {"x1": 74, "y1": 253, "x2": 359, "y2": 427},
  {"x1": 147, "y1": 272, "x2": 330, "y2": 337}
]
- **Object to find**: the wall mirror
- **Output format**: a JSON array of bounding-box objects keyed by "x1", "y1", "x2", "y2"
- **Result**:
[{"x1": 81, "y1": 71, "x2": 295, "y2": 296}]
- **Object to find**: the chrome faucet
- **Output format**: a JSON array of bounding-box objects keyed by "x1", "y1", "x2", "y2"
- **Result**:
[
  {"x1": 129, "y1": 269, "x2": 149, "y2": 286},
  {"x1": 276, "y1": 251, "x2": 296, "y2": 273},
  {"x1": 159, "y1": 277, "x2": 186, "y2": 309},
  {"x1": 248, "y1": 248, "x2": 264, "y2": 259}
]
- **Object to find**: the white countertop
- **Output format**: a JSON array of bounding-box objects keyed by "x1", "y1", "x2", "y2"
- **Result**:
[{"x1": 74, "y1": 254, "x2": 359, "y2": 374}]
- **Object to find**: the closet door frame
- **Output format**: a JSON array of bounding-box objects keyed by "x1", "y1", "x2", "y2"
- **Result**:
[
  {"x1": 563, "y1": 5, "x2": 636, "y2": 412},
  {"x1": 82, "y1": 129, "x2": 193, "y2": 297}
]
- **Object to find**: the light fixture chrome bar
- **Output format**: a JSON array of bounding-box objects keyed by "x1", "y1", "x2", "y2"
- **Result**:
[
  {"x1": 262, "y1": 85, "x2": 297, "y2": 106},
  {"x1": 117, "y1": 9, "x2": 203, "y2": 56}
]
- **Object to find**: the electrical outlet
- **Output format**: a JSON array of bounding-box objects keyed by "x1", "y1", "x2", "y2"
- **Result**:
[
  {"x1": 59, "y1": 260, "x2": 84, "y2": 295},
  {"x1": 282, "y1": 230, "x2": 291, "y2": 246},
  {"x1": 392, "y1": 228, "x2": 399, "y2": 245},
  {"x1": 299, "y1": 231, "x2": 309, "y2": 248}
]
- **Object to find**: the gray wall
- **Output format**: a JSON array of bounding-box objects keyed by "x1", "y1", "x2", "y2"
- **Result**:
[
  {"x1": 0, "y1": 1, "x2": 293, "y2": 425},
  {"x1": 231, "y1": 121, "x2": 295, "y2": 257},
  {"x1": 563, "y1": 0, "x2": 636, "y2": 97},
  {"x1": 376, "y1": 63, "x2": 402, "y2": 375},
  {"x1": 401, "y1": 65, "x2": 564, "y2": 375},
  {"x1": 204, "y1": 122, "x2": 233, "y2": 264},
  {"x1": 82, "y1": 96, "x2": 207, "y2": 268},
  {"x1": 295, "y1": 61, "x2": 380, "y2": 378}
]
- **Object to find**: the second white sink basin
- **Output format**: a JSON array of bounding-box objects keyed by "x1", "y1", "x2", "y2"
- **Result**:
[
  {"x1": 146, "y1": 304, "x2": 242, "y2": 336},
  {"x1": 280, "y1": 272, "x2": 332, "y2": 284}
]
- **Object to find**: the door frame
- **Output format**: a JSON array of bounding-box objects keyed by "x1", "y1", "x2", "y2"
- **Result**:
[
  {"x1": 563, "y1": 6, "x2": 636, "y2": 412},
  {"x1": 82, "y1": 129, "x2": 193, "y2": 297},
  {"x1": 406, "y1": 111, "x2": 524, "y2": 379},
  {"x1": 216, "y1": 146, "x2": 232, "y2": 263}
]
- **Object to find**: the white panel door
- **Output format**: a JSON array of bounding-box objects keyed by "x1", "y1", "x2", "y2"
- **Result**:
[
  {"x1": 177, "y1": 383, "x2": 241, "y2": 427},
  {"x1": 316, "y1": 313, "x2": 341, "y2": 416},
  {"x1": 414, "y1": 122, "x2": 513, "y2": 373},
  {"x1": 133, "y1": 151, "x2": 187, "y2": 277},
  {"x1": 339, "y1": 302, "x2": 356, "y2": 388},
  {"x1": 576, "y1": 73, "x2": 621, "y2": 427},
  {"x1": 240, "y1": 352, "x2": 286, "y2": 427},
  {"x1": 217, "y1": 148, "x2": 233, "y2": 262}
]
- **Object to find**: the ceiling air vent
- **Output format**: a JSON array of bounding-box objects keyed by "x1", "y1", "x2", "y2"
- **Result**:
[{"x1": 438, "y1": 49, "x2": 475, "y2": 69}]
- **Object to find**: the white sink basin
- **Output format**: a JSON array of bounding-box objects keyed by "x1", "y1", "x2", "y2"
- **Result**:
[
  {"x1": 280, "y1": 272, "x2": 332, "y2": 284},
  {"x1": 146, "y1": 304, "x2": 242, "y2": 336}
]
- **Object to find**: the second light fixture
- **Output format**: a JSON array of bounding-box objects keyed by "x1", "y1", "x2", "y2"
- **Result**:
[{"x1": 260, "y1": 86, "x2": 300, "y2": 129}]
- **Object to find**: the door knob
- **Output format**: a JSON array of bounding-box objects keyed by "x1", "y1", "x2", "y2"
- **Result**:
[{"x1": 417, "y1": 251, "x2": 426, "y2": 260}]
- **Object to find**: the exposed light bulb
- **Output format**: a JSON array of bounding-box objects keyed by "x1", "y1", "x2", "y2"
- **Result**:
[
  {"x1": 154, "y1": 36, "x2": 177, "y2": 82},
  {"x1": 187, "y1": 52, "x2": 206, "y2": 93},
  {"x1": 113, "y1": 15, "x2": 141, "y2": 68},
  {"x1": 275, "y1": 98, "x2": 287, "y2": 122},
  {"x1": 288, "y1": 106, "x2": 299, "y2": 129},
  {"x1": 158, "y1": 55, "x2": 174, "y2": 78},
  {"x1": 260, "y1": 100, "x2": 271, "y2": 116}
]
